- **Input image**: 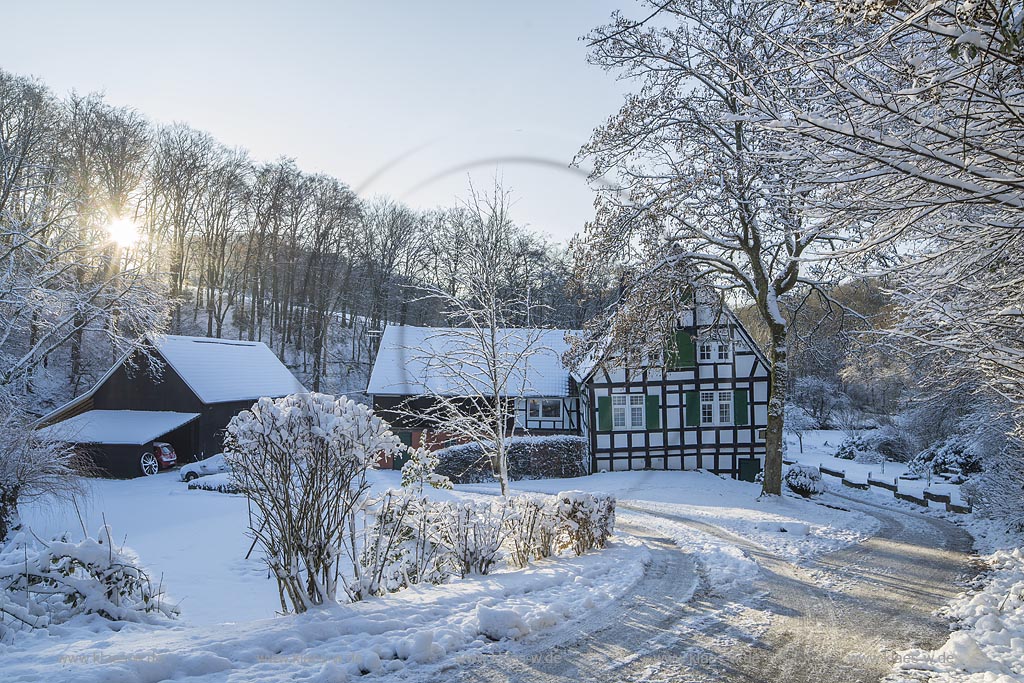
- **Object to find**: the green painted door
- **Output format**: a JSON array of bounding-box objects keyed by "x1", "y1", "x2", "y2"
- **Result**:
[
  {"x1": 393, "y1": 432, "x2": 413, "y2": 470},
  {"x1": 738, "y1": 457, "x2": 761, "y2": 483}
]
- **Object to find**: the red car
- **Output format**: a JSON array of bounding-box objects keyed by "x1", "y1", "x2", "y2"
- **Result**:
[{"x1": 140, "y1": 441, "x2": 177, "y2": 476}]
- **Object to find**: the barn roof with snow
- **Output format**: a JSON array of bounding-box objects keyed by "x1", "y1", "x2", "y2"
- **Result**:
[
  {"x1": 367, "y1": 325, "x2": 581, "y2": 398},
  {"x1": 154, "y1": 335, "x2": 306, "y2": 404},
  {"x1": 36, "y1": 335, "x2": 306, "y2": 476}
]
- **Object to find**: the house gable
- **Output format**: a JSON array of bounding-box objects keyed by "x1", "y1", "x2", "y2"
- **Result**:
[{"x1": 580, "y1": 307, "x2": 771, "y2": 477}]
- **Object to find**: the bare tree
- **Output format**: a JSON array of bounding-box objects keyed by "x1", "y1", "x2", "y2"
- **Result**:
[{"x1": 403, "y1": 182, "x2": 548, "y2": 496}]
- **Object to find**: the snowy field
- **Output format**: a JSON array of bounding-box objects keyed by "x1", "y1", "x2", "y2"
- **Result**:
[
  {"x1": 7, "y1": 470, "x2": 651, "y2": 681},
  {"x1": 11, "y1": 439, "x2": 1019, "y2": 682},
  {"x1": 3, "y1": 458, "x2": 887, "y2": 682}
]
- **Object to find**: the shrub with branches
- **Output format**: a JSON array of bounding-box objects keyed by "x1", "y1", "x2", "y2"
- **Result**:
[
  {"x1": 224, "y1": 392, "x2": 403, "y2": 612},
  {"x1": 0, "y1": 412, "x2": 90, "y2": 542},
  {"x1": 784, "y1": 465, "x2": 826, "y2": 498},
  {"x1": 0, "y1": 525, "x2": 176, "y2": 640}
]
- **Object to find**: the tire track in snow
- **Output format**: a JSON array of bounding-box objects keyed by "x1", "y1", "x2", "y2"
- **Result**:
[{"x1": 424, "y1": 494, "x2": 974, "y2": 683}]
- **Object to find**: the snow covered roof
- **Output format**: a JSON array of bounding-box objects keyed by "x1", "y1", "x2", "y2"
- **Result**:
[
  {"x1": 367, "y1": 325, "x2": 580, "y2": 398},
  {"x1": 154, "y1": 335, "x2": 306, "y2": 404},
  {"x1": 36, "y1": 410, "x2": 200, "y2": 445}
]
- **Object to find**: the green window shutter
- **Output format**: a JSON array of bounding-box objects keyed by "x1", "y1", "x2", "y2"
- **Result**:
[
  {"x1": 645, "y1": 395, "x2": 660, "y2": 430},
  {"x1": 597, "y1": 396, "x2": 612, "y2": 431},
  {"x1": 733, "y1": 389, "x2": 749, "y2": 426},
  {"x1": 684, "y1": 390, "x2": 700, "y2": 426},
  {"x1": 672, "y1": 331, "x2": 696, "y2": 368}
]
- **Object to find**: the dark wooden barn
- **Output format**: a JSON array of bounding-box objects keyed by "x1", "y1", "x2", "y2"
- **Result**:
[{"x1": 36, "y1": 335, "x2": 306, "y2": 477}]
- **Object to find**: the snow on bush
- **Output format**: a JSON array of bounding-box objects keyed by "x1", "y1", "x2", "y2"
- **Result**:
[
  {"x1": 400, "y1": 446, "x2": 453, "y2": 493},
  {"x1": 443, "y1": 500, "x2": 509, "y2": 577},
  {"x1": 224, "y1": 392, "x2": 404, "y2": 611},
  {"x1": 357, "y1": 490, "x2": 452, "y2": 596},
  {"x1": 503, "y1": 495, "x2": 559, "y2": 568},
  {"x1": 358, "y1": 489, "x2": 618, "y2": 596},
  {"x1": 0, "y1": 525, "x2": 176, "y2": 640},
  {"x1": 784, "y1": 465, "x2": 826, "y2": 498},
  {"x1": 911, "y1": 432, "x2": 984, "y2": 479},
  {"x1": 835, "y1": 428, "x2": 914, "y2": 464},
  {"x1": 434, "y1": 434, "x2": 588, "y2": 484},
  {"x1": 185, "y1": 472, "x2": 241, "y2": 494},
  {"x1": 556, "y1": 491, "x2": 617, "y2": 556}
]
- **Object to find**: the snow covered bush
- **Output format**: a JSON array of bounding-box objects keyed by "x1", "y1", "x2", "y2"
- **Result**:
[
  {"x1": 0, "y1": 525, "x2": 176, "y2": 640},
  {"x1": 0, "y1": 412, "x2": 89, "y2": 542},
  {"x1": 784, "y1": 465, "x2": 826, "y2": 498},
  {"x1": 224, "y1": 393, "x2": 404, "y2": 611},
  {"x1": 911, "y1": 433, "x2": 985, "y2": 478},
  {"x1": 400, "y1": 446, "x2": 452, "y2": 493},
  {"x1": 556, "y1": 491, "x2": 616, "y2": 556},
  {"x1": 502, "y1": 495, "x2": 558, "y2": 568},
  {"x1": 834, "y1": 433, "x2": 887, "y2": 462},
  {"x1": 434, "y1": 435, "x2": 588, "y2": 485},
  {"x1": 186, "y1": 473, "x2": 241, "y2": 494},
  {"x1": 964, "y1": 435, "x2": 1024, "y2": 530},
  {"x1": 442, "y1": 500, "x2": 509, "y2": 577},
  {"x1": 357, "y1": 490, "x2": 452, "y2": 596}
]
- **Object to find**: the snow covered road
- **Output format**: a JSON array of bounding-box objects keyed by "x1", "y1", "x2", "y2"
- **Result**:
[{"x1": 431, "y1": 491, "x2": 975, "y2": 683}]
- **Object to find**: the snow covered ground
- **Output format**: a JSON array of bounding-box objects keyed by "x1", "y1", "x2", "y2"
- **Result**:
[
  {"x1": 14, "y1": 440, "x2": 1003, "y2": 682},
  {"x1": 6, "y1": 470, "x2": 654, "y2": 682},
  {"x1": 4, "y1": 454, "x2": 886, "y2": 682}
]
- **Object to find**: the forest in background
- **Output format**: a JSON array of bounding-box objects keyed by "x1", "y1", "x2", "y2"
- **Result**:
[{"x1": 0, "y1": 68, "x2": 613, "y2": 415}]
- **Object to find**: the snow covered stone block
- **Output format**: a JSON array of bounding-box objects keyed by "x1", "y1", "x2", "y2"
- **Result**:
[{"x1": 476, "y1": 604, "x2": 530, "y2": 641}]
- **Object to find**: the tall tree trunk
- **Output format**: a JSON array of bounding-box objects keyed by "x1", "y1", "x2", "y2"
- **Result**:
[{"x1": 762, "y1": 324, "x2": 788, "y2": 497}]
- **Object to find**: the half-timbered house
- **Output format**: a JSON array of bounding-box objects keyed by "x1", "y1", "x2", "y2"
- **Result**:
[
  {"x1": 577, "y1": 307, "x2": 771, "y2": 479},
  {"x1": 366, "y1": 310, "x2": 770, "y2": 479}
]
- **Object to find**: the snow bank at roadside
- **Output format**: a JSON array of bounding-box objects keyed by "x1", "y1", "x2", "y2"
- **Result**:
[
  {"x1": 0, "y1": 537, "x2": 650, "y2": 683},
  {"x1": 888, "y1": 548, "x2": 1024, "y2": 682}
]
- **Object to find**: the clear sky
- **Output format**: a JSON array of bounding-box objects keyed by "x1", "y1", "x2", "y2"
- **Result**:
[{"x1": 2, "y1": 1, "x2": 635, "y2": 243}]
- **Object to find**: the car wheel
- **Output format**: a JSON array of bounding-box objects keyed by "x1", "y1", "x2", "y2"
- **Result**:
[
  {"x1": 140, "y1": 452, "x2": 159, "y2": 476},
  {"x1": 183, "y1": 471, "x2": 198, "y2": 482}
]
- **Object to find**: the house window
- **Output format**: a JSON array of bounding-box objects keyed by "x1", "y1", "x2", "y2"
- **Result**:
[
  {"x1": 528, "y1": 398, "x2": 562, "y2": 419},
  {"x1": 701, "y1": 390, "x2": 734, "y2": 426},
  {"x1": 718, "y1": 391, "x2": 732, "y2": 423},
  {"x1": 699, "y1": 341, "x2": 731, "y2": 362},
  {"x1": 700, "y1": 391, "x2": 715, "y2": 424},
  {"x1": 612, "y1": 394, "x2": 646, "y2": 430}
]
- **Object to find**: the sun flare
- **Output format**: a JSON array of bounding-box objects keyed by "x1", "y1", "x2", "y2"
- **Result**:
[{"x1": 106, "y1": 217, "x2": 140, "y2": 247}]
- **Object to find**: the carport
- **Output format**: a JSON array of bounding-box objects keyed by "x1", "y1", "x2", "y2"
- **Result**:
[{"x1": 36, "y1": 410, "x2": 200, "y2": 477}]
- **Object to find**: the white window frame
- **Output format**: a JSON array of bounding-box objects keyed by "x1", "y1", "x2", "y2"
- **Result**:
[
  {"x1": 700, "y1": 390, "x2": 734, "y2": 426},
  {"x1": 528, "y1": 398, "x2": 562, "y2": 420},
  {"x1": 698, "y1": 339, "x2": 733, "y2": 363},
  {"x1": 612, "y1": 393, "x2": 647, "y2": 430}
]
